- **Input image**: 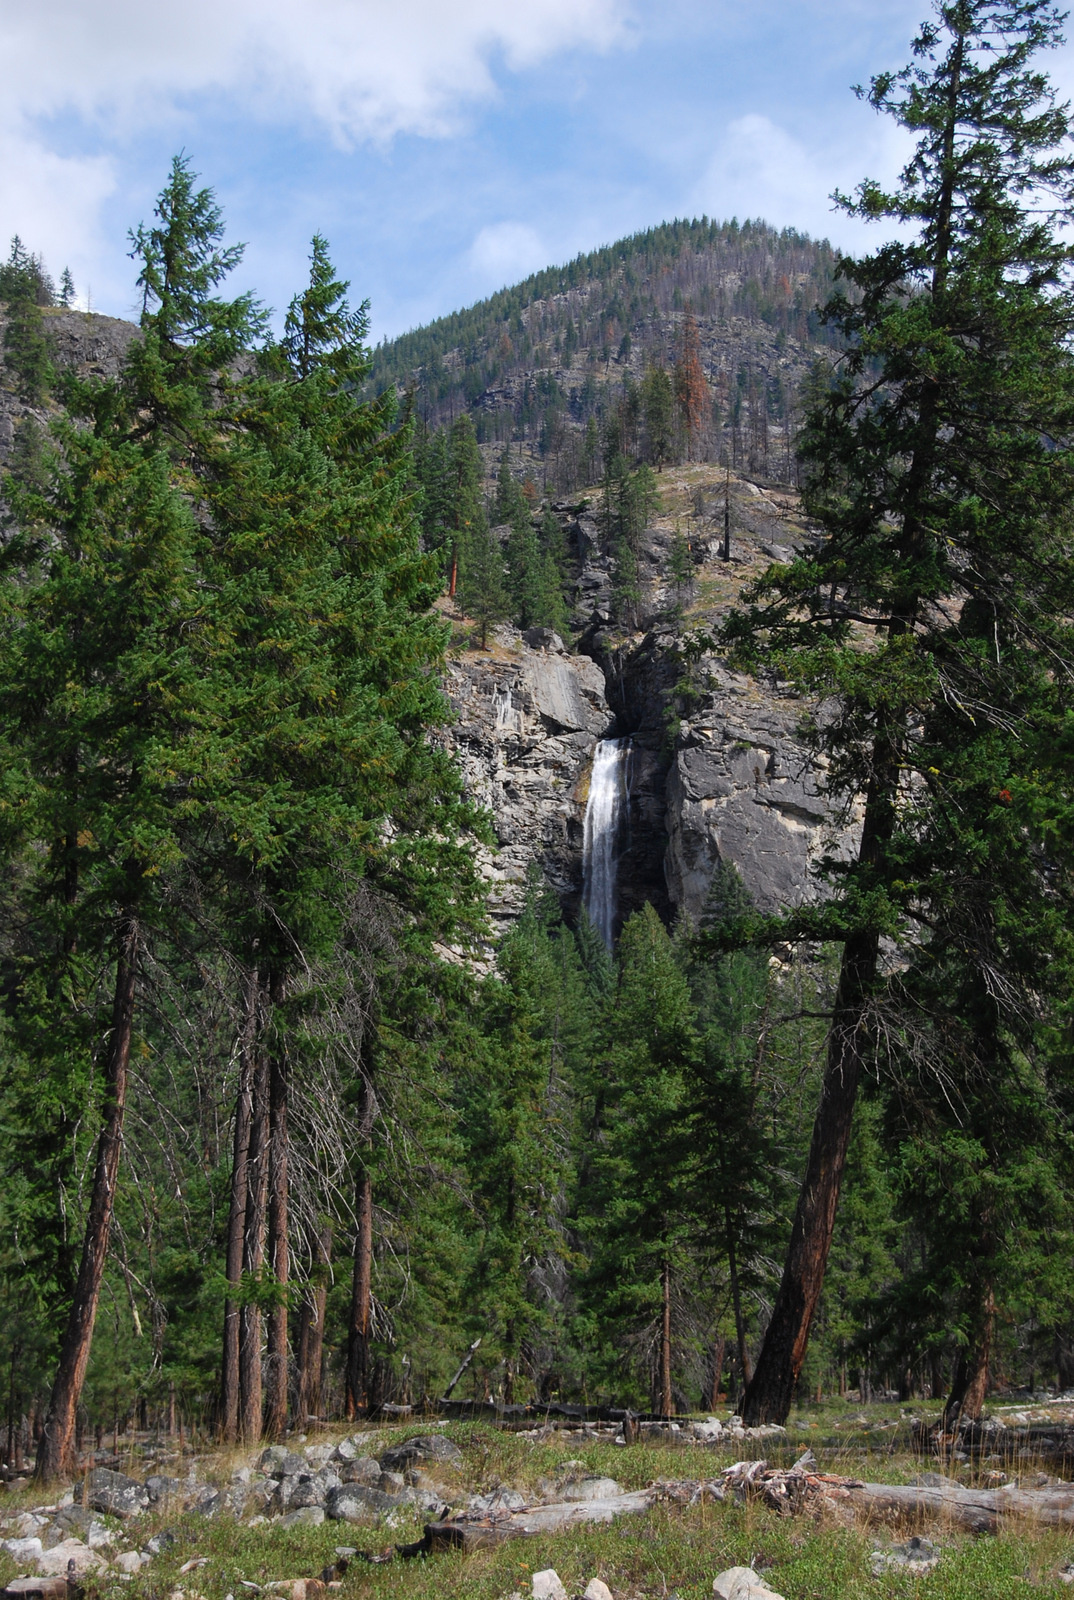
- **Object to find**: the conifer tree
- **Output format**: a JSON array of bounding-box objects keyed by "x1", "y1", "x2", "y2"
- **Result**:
[{"x1": 722, "y1": 0, "x2": 1074, "y2": 1424}]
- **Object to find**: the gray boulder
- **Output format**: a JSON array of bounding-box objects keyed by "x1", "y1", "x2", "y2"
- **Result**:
[
  {"x1": 145, "y1": 1474, "x2": 180, "y2": 1505},
  {"x1": 189, "y1": 1486, "x2": 222, "y2": 1517},
  {"x1": 340, "y1": 1457, "x2": 380, "y2": 1485},
  {"x1": 83, "y1": 1467, "x2": 148, "y2": 1518},
  {"x1": 286, "y1": 1477, "x2": 328, "y2": 1511},
  {"x1": 378, "y1": 1434, "x2": 462, "y2": 1473},
  {"x1": 278, "y1": 1506, "x2": 325, "y2": 1529},
  {"x1": 325, "y1": 1485, "x2": 401, "y2": 1522},
  {"x1": 558, "y1": 1477, "x2": 621, "y2": 1503}
]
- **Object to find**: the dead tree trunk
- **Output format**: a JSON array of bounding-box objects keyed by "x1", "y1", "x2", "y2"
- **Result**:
[
  {"x1": 220, "y1": 968, "x2": 259, "y2": 1442},
  {"x1": 263, "y1": 1018, "x2": 289, "y2": 1440},
  {"x1": 295, "y1": 1223, "x2": 332, "y2": 1428},
  {"x1": 239, "y1": 1039, "x2": 270, "y2": 1442},
  {"x1": 345, "y1": 1168, "x2": 373, "y2": 1418},
  {"x1": 36, "y1": 916, "x2": 138, "y2": 1481},
  {"x1": 345, "y1": 1071, "x2": 376, "y2": 1419},
  {"x1": 660, "y1": 1258, "x2": 673, "y2": 1418}
]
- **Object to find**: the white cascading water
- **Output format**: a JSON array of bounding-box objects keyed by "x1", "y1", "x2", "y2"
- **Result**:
[{"x1": 582, "y1": 738, "x2": 632, "y2": 948}]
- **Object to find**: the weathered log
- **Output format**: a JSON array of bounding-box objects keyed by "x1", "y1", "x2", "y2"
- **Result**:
[{"x1": 840, "y1": 1479, "x2": 1074, "y2": 1534}]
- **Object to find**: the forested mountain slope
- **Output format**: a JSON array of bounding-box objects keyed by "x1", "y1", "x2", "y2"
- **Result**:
[{"x1": 372, "y1": 218, "x2": 840, "y2": 487}]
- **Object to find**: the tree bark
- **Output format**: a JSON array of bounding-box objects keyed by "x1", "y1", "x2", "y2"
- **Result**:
[
  {"x1": 726, "y1": 1206, "x2": 752, "y2": 1387},
  {"x1": 220, "y1": 967, "x2": 259, "y2": 1442},
  {"x1": 659, "y1": 1258, "x2": 673, "y2": 1418},
  {"x1": 263, "y1": 1020, "x2": 289, "y2": 1440},
  {"x1": 36, "y1": 916, "x2": 138, "y2": 1481},
  {"x1": 295, "y1": 1223, "x2": 331, "y2": 1428},
  {"x1": 945, "y1": 1286, "x2": 995, "y2": 1427},
  {"x1": 239, "y1": 1038, "x2": 270, "y2": 1442},
  {"x1": 740, "y1": 922, "x2": 878, "y2": 1424},
  {"x1": 709, "y1": 1334, "x2": 726, "y2": 1410},
  {"x1": 345, "y1": 1070, "x2": 376, "y2": 1419},
  {"x1": 345, "y1": 1168, "x2": 373, "y2": 1418}
]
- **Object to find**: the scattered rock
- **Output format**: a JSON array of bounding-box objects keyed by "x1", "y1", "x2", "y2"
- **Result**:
[
  {"x1": 870, "y1": 1537, "x2": 940, "y2": 1577},
  {"x1": 1, "y1": 1539, "x2": 43, "y2": 1564},
  {"x1": 112, "y1": 1552, "x2": 149, "y2": 1574},
  {"x1": 189, "y1": 1487, "x2": 222, "y2": 1517},
  {"x1": 531, "y1": 1572, "x2": 568, "y2": 1600},
  {"x1": 83, "y1": 1467, "x2": 147, "y2": 1518},
  {"x1": 584, "y1": 1582, "x2": 614, "y2": 1600},
  {"x1": 379, "y1": 1435, "x2": 463, "y2": 1473},
  {"x1": 279, "y1": 1507, "x2": 325, "y2": 1529},
  {"x1": 46, "y1": 1506, "x2": 92, "y2": 1543},
  {"x1": 145, "y1": 1529, "x2": 178, "y2": 1556},
  {"x1": 377, "y1": 1472, "x2": 406, "y2": 1493},
  {"x1": 325, "y1": 1486, "x2": 399, "y2": 1522},
  {"x1": 260, "y1": 1446, "x2": 289, "y2": 1476},
  {"x1": 691, "y1": 1419, "x2": 724, "y2": 1443},
  {"x1": 340, "y1": 1458, "x2": 380, "y2": 1485},
  {"x1": 36, "y1": 1538, "x2": 106, "y2": 1577},
  {"x1": 558, "y1": 1477, "x2": 620, "y2": 1503},
  {"x1": 146, "y1": 1474, "x2": 181, "y2": 1504},
  {"x1": 468, "y1": 1487, "x2": 527, "y2": 1516},
  {"x1": 712, "y1": 1568, "x2": 786, "y2": 1600}
]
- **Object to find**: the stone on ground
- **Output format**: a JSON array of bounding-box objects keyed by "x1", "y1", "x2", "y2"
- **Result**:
[
  {"x1": 712, "y1": 1567, "x2": 786, "y2": 1600},
  {"x1": 584, "y1": 1581, "x2": 614, "y2": 1600},
  {"x1": 559, "y1": 1477, "x2": 621, "y2": 1503},
  {"x1": 379, "y1": 1434, "x2": 462, "y2": 1473},
  {"x1": 83, "y1": 1467, "x2": 147, "y2": 1518},
  {"x1": 531, "y1": 1572, "x2": 567, "y2": 1600}
]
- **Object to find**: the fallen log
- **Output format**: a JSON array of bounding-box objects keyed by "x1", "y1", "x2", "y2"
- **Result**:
[{"x1": 840, "y1": 1479, "x2": 1074, "y2": 1534}]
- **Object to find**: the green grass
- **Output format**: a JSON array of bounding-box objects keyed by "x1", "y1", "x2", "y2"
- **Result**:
[{"x1": 2, "y1": 1416, "x2": 1073, "y2": 1600}]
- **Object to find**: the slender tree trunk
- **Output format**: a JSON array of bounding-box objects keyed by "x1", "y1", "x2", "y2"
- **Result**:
[
  {"x1": 239, "y1": 1039, "x2": 270, "y2": 1442},
  {"x1": 220, "y1": 968, "x2": 258, "y2": 1442},
  {"x1": 36, "y1": 916, "x2": 138, "y2": 1481},
  {"x1": 709, "y1": 1334, "x2": 726, "y2": 1410},
  {"x1": 725, "y1": 1206, "x2": 752, "y2": 1388},
  {"x1": 295, "y1": 1224, "x2": 332, "y2": 1428},
  {"x1": 345, "y1": 1170, "x2": 373, "y2": 1418},
  {"x1": 660, "y1": 1258, "x2": 673, "y2": 1418},
  {"x1": 345, "y1": 1072, "x2": 375, "y2": 1419},
  {"x1": 945, "y1": 1286, "x2": 995, "y2": 1427},
  {"x1": 263, "y1": 1017, "x2": 289, "y2": 1440},
  {"x1": 741, "y1": 921, "x2": 878, "y2": 1424}
]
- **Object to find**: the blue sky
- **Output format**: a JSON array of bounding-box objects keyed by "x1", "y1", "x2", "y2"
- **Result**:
[{"x1": 3, "y1": 0, "x2": 1073, "y2": 342}]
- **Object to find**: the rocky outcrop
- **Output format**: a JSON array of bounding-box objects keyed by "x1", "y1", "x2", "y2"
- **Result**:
[
  {"x1": 666, "y1": 667, "x2": 860, "y2": 920},
  {"x1": 443, "y1": 628, "x2": 614, "y2": 931}
]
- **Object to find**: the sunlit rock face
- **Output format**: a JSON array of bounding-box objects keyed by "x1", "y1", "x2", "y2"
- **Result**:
[{"x1": 442, "y1": 627, "x2": 614, "y2": 934}]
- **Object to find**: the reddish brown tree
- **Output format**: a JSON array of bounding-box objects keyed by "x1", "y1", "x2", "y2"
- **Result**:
[{"x1": 36, "y1": 917, "x2": 138, "y2": 1480}]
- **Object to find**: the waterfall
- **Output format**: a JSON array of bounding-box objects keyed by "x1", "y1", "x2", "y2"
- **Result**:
[{"x1": 582, "y1": 738, "x2": 632, "y2": 948}]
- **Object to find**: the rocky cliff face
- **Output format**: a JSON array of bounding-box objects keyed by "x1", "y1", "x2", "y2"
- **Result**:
[
  {"x1": 443, "y1": 628, "x2": 614, "y2": 933},
  {"x1": 444, "y1": 469, "x2": 858, "y2": 934}
]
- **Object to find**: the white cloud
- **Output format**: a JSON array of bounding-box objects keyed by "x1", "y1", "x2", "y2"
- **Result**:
[
  {"x1": 692, "y1": 111, "x2": 913, "y2": 248},
  {"x1": 0, "y1": 0, "x2": 629, "y2": 291},
  {"x1": 0, "y1": 0, "x2": 629, "y2": 141},
  {"x1": 0, "y1": 130, "x2": 115, "y2": 288},
  {"x1": 467, "y1": 222, "x2": 548, "y2": 288}
]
